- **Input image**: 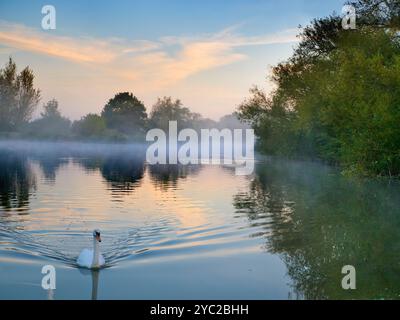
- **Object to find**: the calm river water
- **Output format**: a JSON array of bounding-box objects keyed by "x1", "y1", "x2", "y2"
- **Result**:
[{"x1": 0, "y1": 141, "x2": 399, "y2": 299}]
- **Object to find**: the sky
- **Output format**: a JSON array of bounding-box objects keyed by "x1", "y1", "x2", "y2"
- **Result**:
[{"x1": 0, "y1": 0, "x2": 345, "y2": 121}]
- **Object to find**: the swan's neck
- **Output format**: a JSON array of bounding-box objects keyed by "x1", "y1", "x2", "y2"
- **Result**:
[{"x1": 92, "y1": 238, "x2": 100, "y2": 268}]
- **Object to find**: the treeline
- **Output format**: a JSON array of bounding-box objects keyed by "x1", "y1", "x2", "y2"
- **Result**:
[
  {"x1": 0, "y1": 58, "x2": 245, "y2": 142},
  {"x1": 238, "y1": 0, "x2": 400, "y2": 177}
]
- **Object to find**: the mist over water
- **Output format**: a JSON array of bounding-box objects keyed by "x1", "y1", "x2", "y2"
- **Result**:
[{"x1": 1, "y1": 140, "x2": 400, "y2": 299}]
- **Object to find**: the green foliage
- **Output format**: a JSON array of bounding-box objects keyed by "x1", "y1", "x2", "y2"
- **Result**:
[
  {"x1": 238, "y1": 86, "x2": 305, "y2": 157},
  {"x1": 238, "y1": 2, "x2": 400, "y2": 177},
  {"x1": 150, "y1": 96, "x2": 199, "y2": 131},
  {"x1": 101, "y1": 92, "x2": 148, "y2": 139},
  {"x1": 319, "y1": 30, "x2": 400, "y2": 176},
  {"x1": 351, "y1": 0, "x2": 400, "y2": 29},
  {"x1": 71, "y1": 113, "x2": 126, "y2": 141},
  {"x1": 24, "y1": 99, "x2": 71, "y2": 139},
  {"x1": 41, "y1": 99, "x2": 61, "y2": 118},
  {"x1": 72, "y1": 114, "x2": 106, "y2": 138},
  {"x1": 292, "y1": 28, "x2": 400, "y2": 175},
  {"x1": 0, "y1": 57, "x2": 40, "y2": 131}
]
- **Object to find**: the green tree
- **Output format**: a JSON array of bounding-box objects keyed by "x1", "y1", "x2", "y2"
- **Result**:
[
  {"x1": 41, "y1": 98, "x2": 61, "y2": 118},
  {"x1": 238, "y1": 3, "x2": 400, "y2": 176},
  {"x1": 238, "y1": 87, "x2": 301, "y2": 156},
  {"x1": 101, "y1": 92, "x2": 147, "y2": 138},
  {"x1": 72, "y1": 114, "x2": 107, "y2": 138},
  {"x1": 306, "y1": 30, "x2": 400, "y2": 175},
  {"x1": 0, "y1": 58, "x2": 40, "y2": 130},
  {"x1": 351, "y1": 0, "x2": 400, "y2": 29},
  {"x1": 149, "y1": 96, "x2": 199, "y2": 131},
  {"x1": 26, "y1": 99, "x2": 71, "y2": 139}
]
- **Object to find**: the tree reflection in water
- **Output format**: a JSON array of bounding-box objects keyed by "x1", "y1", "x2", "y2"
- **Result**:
[
  {"x1": 0, "y1": 152, "x2": 36, "y2": 214},
  {"x1": 148, "y1": 164, "x2": 202, "y2": 190},
  {"x1": 99, "y1": 153, "x2": 145, "y2": 193},
  {"x1": 234, "y1": 158, "x2": 400, "y2": 299}
]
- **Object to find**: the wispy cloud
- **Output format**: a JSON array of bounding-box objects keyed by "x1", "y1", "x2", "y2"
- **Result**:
[{"x1": 0, "y1": 20, "x2": 298, "y2": 87}]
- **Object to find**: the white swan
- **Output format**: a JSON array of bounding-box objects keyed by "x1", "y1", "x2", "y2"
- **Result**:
[{"x1": 77, "y1": 229, "x2": 105, "y2": 269}]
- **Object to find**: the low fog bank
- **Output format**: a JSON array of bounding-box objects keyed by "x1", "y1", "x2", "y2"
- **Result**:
[
  {"x1": 0, "y1": 138, "x2": 254, "y2": 158},
  {"x1": 0, "y1": 139, "x2": 149, "y2": 156}
]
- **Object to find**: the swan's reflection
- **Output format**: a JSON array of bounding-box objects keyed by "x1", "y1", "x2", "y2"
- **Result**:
[
  {"x1": 79, "y1": 268, "x2": 100, "y2": 300},
  {"x1": 91, "y1": 270, "x2": 99, "y2": 300}
]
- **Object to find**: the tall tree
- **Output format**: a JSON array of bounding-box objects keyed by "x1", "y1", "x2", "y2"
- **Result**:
[
  {"x1": 0, "y1": 59, "x2": 16, "y2": 130},
  {"x1": 15, "y1": 66, "x2": 41, "y2": 127},
  {"x1": 0, "y1": 58, "x2": 40, "y2": 131},
  {"x1": 0, "y1": 58, "x2": 40, "y2": 130}
]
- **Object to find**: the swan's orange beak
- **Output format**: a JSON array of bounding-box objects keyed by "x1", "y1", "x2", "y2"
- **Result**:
[{"x1": 96, "y1": 235, "x2": 102, "y2": 242}]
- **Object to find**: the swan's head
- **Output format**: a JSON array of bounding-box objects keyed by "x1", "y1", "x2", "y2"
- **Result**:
[{"x1": 93, "y1": 229, "x2": 101, "y2": 242}]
